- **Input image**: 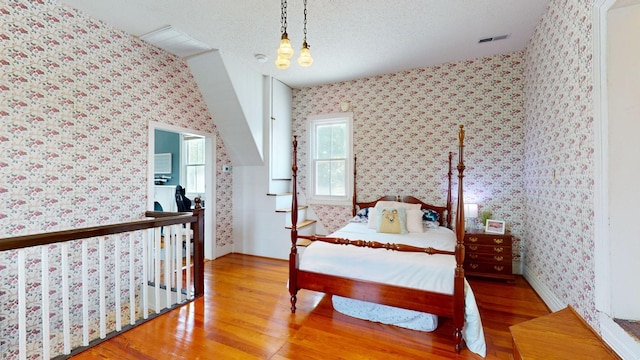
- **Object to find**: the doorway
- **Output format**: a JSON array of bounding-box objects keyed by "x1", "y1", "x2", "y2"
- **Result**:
[
  {"x1": 148, "y1": 121, "x2": 216, "y2": 260},
  {"x1": 593, "y1": 0, "x2": 640, "y2": 356}
]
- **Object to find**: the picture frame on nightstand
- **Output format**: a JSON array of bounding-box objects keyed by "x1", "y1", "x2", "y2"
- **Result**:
[{"x1": 485, "y1": 219, "x2": 506, "y2": 234}]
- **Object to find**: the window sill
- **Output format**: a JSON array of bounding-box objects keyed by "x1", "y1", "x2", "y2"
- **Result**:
[{"x1": 306, "y1": 198, "x2": 351, "y2": 207}]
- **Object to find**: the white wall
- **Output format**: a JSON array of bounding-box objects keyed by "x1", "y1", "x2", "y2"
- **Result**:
[{"x1": 607, "y1": 3, "x2": 640, "y2": 320}]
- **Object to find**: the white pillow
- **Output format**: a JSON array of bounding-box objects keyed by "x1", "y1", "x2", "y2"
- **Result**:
[
  {"x1": 374, "y1": 201, "x2": 421, "y2": 211},
  {"x1": 406, "y1": 209, "x2": 424, "y2": 233},
  {"x1": 367, "y1": 207, "x2": 378, "y2": 229}
]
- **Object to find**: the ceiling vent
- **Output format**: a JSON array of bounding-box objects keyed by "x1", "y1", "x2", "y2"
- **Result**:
[
  {"x1": 478, "y1": 34, "x2": 510, "y2": 43},
  {"x1": 139, "y1": 25, "x2": 212, "y2": 58}
]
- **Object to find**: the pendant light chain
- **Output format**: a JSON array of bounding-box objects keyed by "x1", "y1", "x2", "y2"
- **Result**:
[
  {"x1": 297, "y1": 0, "x2": 313, "y2": 67},
  {"x1": 302, "y1": 0, "x2": 307, "y2": 43},
  {"x1": 281, "y1": 0, "x2": 287, "y2": 35}
]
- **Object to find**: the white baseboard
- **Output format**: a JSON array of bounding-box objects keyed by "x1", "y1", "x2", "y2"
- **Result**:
[
  {"x1": 600, "y1": 313, "x2": 640, "y2": 359},
  {"x1": 522, "y1": 264, "x2": 565, "y2": 311}
]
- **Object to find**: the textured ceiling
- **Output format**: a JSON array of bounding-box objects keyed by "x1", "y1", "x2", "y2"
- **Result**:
[{"x1": 59, "y1": 0, "x2": 550, "y2": 89}]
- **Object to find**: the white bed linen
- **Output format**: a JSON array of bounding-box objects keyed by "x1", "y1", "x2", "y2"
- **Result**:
[{"x1": 298, "y1": 222, "x2": 486, "y2": 357}]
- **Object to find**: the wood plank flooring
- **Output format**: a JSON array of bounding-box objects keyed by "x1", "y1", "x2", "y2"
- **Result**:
[{"x1": 71, "y1": 254, "x2": 550, "y2": 359}]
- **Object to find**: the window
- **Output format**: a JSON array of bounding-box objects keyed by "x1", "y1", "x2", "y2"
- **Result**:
[
  {"x1": 307, "y1": 113, "x2": 353, "y2": 205},
  {"x1": 183, "y1": 135, "x2": 205, "y2": 194}
]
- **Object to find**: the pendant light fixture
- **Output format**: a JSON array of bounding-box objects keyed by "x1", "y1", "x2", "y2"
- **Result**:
[
  {"x1": 275, "y1": 0, "x2": 293, "y2": 69},
  {"x1": 297, "y1": 0, "x2": 313, "y2": 67}
]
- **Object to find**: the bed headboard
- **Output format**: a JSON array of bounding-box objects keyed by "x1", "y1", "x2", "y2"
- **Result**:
[
  {"x1": 351, "y1": 152, "x2": 454, "y2": 229},
  {"x1": 353, "y1": 195, "x2": 451, "y2": 229}
]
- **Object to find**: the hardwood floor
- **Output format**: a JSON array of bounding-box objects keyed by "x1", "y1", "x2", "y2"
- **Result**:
[{"x1": 71, "y1": 254, "x2": 550, "y2": 359}]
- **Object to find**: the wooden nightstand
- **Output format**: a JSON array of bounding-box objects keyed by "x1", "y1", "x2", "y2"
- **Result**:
[{"x1": 464, "y1": 228, "x2": 515, "y2": 281}]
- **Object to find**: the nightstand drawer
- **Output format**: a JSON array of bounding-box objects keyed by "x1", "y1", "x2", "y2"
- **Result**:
[
  {"x1": 466, "y1": 244, "x2": 509, "y2": 254},
  {"x1": 465, "y1": 262, "x2": 512, "y2": 275},
  {"x1": 466, "y1": 252, "x2": 511, "y2": 263},
  {"x1": 465, "y1": 234, "x2": 511, "y2": 246}
]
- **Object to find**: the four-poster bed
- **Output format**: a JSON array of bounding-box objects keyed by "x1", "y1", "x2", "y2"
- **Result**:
[{"x1": 287, "y1": 125, "x2": 480, "y2": 354}]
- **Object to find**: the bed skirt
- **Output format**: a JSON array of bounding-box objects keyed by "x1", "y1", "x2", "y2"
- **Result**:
[{"x1": 332, "y1": 295, "x2": 439, "y2": 332}]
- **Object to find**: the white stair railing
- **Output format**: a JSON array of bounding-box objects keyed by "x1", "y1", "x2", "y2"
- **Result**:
[{"x1": 0, "y1": 208, "x2": 204, "y2": 359}]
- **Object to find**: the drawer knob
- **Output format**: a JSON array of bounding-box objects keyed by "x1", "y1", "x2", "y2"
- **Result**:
[
  {"x1": 469, "y1": 245, "x2": 478, "y2": 251},
  {"x1": 494, "y1": 266, "x2": 504, "y2": 272},
  {"x1": 494, "y1": 256, "x2": 504, "y2": 261},
  {"x1": 493, "y1": 247, "x2": 504, "y2": 253},
  {"x1": 468, "y1": 237, "x2": 478, "y2": 243},
  {"x1": 469, "y1": 254, "x2": 478, "y2": 259},
  {"x1": 493, "y1": 238, "x2": 504, "y2": 244},
  {"x1": 469, "y1": 263, "x2": 479, "y2": 269}
]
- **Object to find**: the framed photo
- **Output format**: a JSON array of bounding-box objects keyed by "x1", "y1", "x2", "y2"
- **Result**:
[{"x1": 485, "y1": 219, "x2": 506, "y2": 234}]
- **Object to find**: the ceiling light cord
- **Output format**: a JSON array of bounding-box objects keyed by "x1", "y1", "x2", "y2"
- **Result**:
[{"x1": 297, "y1": 0, "x2": 313, "y2": 67}]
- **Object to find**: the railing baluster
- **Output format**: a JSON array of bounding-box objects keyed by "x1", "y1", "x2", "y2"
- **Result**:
[
  {"x1": 154, "y1": 227, "x2": 161, "y2": 313},
  {"x1": 18, "y1": 249, "x2": 26, "y2": 360},
  {"x1": 185, "y1": 223, "x2": 191, "y2": 300},
  {"x1": 41, "y1": 246, "x2": 50, "y2": 359},
  {"x1": 99, "y1": 237, "x2": 106, "y2": 338},
  {"x1": 176, "y1": 226, "x2": 182, "y2": 302},
  {"x1": 164, "y1": 226, "x2": 172, "y2": 308},
  {"x1": 143, "y1": 229, "x2": 150, "y2": 319},
  {"x1": 129, "y1": 232, "x2": 136, "y2": 325},
  {"x1": 61, "y1": 242, "x2": 70, "y2": 354},
  {"x1": 114, "y1": 237, "x2": 121, "y2": 331},
  {"x1": 81, "y1": 241, "x2": 89, "y2": 346}
]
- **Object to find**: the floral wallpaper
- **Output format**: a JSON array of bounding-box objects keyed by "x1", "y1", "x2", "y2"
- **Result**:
[
  {"x1": 523, "y1": 0, "x2": 597, "y2": 325},
  {"x1": 292, "y1": 53, "x2": 526, "y2": 258},
  {"x1": 1, "y1": 0, "x2": 232, "y2": 358}
]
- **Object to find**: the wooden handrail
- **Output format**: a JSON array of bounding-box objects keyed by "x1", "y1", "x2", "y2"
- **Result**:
[
  {"x1": 0, "y1": 204, "x2": 205, "y2": 297},
  {"x1": 0, "y1": 212, "x2": 196, "y2": 251}
]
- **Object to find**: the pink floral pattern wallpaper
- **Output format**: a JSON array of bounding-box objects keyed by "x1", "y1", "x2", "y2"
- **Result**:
[
  {"x1": 1, "y1": 0, "x2": 232, "y2": 358},
  {"x1": 292, "y1": 53, "x2": 526, "y2": 256},
  {"x1": 523, "y1": 0, "x2": 596, "y2": 324}
]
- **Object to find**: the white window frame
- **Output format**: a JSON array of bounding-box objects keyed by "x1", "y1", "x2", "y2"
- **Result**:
[
  {"x1": 182, "y1": 135, "x2": 206, "y2": 197},
  {"x1": 306, "y1": 112, "x2": 354, "y2": 206}
]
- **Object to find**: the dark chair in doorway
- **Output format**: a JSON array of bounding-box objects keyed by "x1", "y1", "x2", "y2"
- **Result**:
[
  {"x1": 175, "y1": 185, "x2": 192, "y2": 212},
  {"x1": 174, "y1": 185, "x2": 193, "y2": 257}
]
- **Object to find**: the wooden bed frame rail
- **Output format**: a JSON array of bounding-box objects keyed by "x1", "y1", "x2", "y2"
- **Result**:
[{"x1": 289, "y1": 125, "x2": 466, "y2": 353}]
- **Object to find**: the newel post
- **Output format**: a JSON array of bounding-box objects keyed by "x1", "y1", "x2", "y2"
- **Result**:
[{"x1": 192, "y1": 198, "x2": 205, "y2": 297}]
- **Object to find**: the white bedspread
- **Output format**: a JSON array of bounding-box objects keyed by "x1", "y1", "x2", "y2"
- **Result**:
[{"x1": 298, "y1": 222, "x2": 486, "y2": 357}]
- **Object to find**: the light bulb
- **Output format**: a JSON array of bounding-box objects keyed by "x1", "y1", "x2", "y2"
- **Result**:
[
  {"x1": 277, "y1": 33, "x2": 294, "y2": 59},
  {"x1": 297, "y1": 43, "x2": 313, "y2": 67},
  {"x1": 275, "y1": 55, "x2": 290, "y2": 69}
]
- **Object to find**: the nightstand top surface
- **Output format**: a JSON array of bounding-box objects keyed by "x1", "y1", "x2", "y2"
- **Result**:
[{"x1": 465, "y1": 228, "x2": 511, "y2": 235}]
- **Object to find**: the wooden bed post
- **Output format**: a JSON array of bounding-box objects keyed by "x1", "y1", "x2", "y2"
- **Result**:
[
  {"x1": 289, "y1": 136, "x2": 299, "y2": 313},
  {"x1": 446, "y1": 152, "x2": 453, "y2": 228},
  {"x1": 352, "y1": 155, "x2": 357, "y2": 216},
  {"x1": 453, "y1": 124, "x2": 466, "y2": 352}
]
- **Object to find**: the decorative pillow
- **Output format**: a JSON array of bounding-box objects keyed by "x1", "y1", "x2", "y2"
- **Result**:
[
  {"x1": 422, "y1": 209, "x2": 440, "y2": 222},
  {"x1": 424, "y1": 221, "x2": 440, "y2": 229},
  {"x1": 350, "y1": 215, "x2": 368, "y2": 224},
  {"x1": 356, "y1": 207, "x2": 369, "y2": 218},
  {"x1": 367, "y1": 207, "x2": 378, "y2": 229},
  {"x1": 375, "y1": 201, "x2": 421, "y2": 211},
  {"x1": 377, "y1": 207, "x2": 407, "y2": 234},
  {"x1": 406, "y1": 209, "x2": 424, "y2": 233}
]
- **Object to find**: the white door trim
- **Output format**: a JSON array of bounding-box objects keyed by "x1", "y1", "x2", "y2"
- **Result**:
[{"x1": 148, "y1": 121, "x2": 217, "y2": 260}]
